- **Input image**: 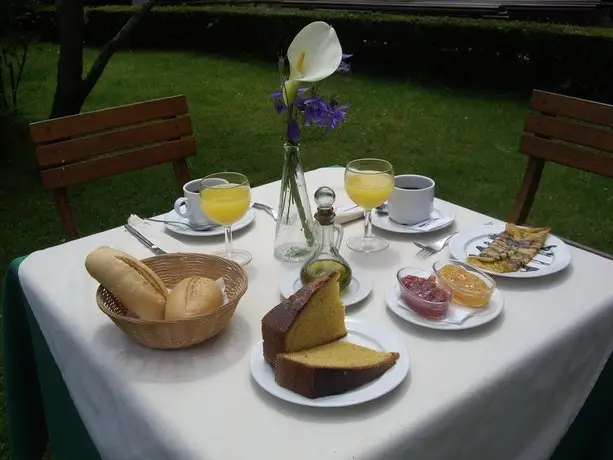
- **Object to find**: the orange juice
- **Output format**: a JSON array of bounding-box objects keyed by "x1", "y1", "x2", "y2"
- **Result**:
[
  {"x1": 345, "y1": 171, "x2": 394, "y2": 209},
  {"x1": 200, "y1": 184, "x2": 250, "y2": 226}
]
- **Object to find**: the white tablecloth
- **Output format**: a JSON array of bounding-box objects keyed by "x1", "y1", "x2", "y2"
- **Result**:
[{"x1": 18, "y1": 167, "x2": 613, "y2": 460}]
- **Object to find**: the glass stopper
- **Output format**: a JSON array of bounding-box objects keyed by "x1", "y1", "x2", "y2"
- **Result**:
[{"x1": 314, "y1": 186, "x2": 336, "y2": 209}]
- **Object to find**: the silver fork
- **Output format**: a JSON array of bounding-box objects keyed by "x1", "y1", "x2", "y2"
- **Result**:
[
  {"x1": 252, "y1": 202, "x2": 278, "y2": 221},
  {"x1": 414, "y1": 232, "x2": 458, "y2": 258}
]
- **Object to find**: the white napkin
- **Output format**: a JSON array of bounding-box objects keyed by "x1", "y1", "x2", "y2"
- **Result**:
[
  {"x1": 444, "y1": 305, "x2": 480, "y2": 323},
  {"x1": 125, "y1": 214, "x2": 188, "y2": 254},
  {"x1": 397, "y1": 299, "x2": 479, "y2": 325},
  {"x1": 335, "y1": 205, "x2": 363, "y2": 225}
]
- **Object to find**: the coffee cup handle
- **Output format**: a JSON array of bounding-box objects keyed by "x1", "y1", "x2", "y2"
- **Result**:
[{"x1": 174, "y1": 197, "x2": 188, "y2": 217}]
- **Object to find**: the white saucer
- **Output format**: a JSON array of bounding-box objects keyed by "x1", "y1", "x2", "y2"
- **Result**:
[
  {"x1": 280, "y1": 267, "x2": 372, "y2": 307},
  {"x1": 249, "y1": 318, "x2": 410, "y2": 407},
  {"x1": 163, "y1": 208, "x2": 256, "y2": 237},
  {"x1": 385, "y1": 282, "x2": 504, "y2": 330},
  {"x1": 372, "y1": 200, "x2": 455, "y2": 234}
]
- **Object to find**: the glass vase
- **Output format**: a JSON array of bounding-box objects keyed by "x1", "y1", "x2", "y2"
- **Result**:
[{"x1": 273, "y1": 143, "x2": 316, "y2": 263}]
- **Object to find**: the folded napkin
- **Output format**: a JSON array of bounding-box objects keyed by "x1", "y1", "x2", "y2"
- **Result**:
[
  {"x1": 397, "y1": 299, "x2": 482, "y2": 325},
  {"x1": 444, "y1": 305, "x2": 481, "y2": 324},
  {"x1": 306, "y1": 184, "x2": 363, "y2": 226},
  {"x1": 335, "y1": 205, "x2": 363, "y2": 225},
  {"x1": 124, "y1": 214, "x2": 188, "y2": 254}
]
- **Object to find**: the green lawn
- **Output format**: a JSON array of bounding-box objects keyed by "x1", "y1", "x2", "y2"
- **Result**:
[{"x1": 1, "y1": 43, "x2": 612, "y2": 457}]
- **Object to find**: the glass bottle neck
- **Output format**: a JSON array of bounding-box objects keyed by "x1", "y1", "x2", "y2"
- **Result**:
[{"x1": 317, "y1": 223, "x2": 335, "y2": 252}]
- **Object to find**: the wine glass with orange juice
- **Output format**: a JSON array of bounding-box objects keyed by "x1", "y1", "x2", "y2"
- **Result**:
[
  {"x1": 344, "y1": 158, "x2": 394, "y2": 253},
  {"x1": 200, "y1": 172, "x2": 252, "y2": 266}
]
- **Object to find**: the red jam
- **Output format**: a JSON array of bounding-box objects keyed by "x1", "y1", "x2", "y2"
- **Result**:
[{"x1": 399, "y1": 274, "x2": 452, "y2": 320}]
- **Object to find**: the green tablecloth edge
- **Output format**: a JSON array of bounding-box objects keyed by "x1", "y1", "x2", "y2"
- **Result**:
[
  {"x1": 2, "y1": 256, "x2": 101, "y2": 460},
  {"x1": 3, "y1": 254, "x2": 613, "y2": 460},
  {"x1": 2, "y1": 256, "x2": 48, "y2": 460}
]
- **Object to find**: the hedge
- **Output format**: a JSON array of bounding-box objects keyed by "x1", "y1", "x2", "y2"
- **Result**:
[{"x1": 39, "y1": 5, "x2": 613, "y2": 102}]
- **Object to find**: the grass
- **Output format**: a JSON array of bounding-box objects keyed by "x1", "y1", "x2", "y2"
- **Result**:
[{"x1": 1, "y1": 43, "x2": 612, "y2": 458}]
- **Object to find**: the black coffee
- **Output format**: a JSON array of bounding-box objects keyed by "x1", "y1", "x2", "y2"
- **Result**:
[{"x1": 398, "y1": 186, "x2": 423, "y2": 190}]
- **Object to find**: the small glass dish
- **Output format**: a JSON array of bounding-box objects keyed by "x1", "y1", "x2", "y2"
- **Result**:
[
  {"x1": 432, "y1": 259, "x2": 495, "y2": 308},
  {"x1": 396, "y1": 267, "x2": 453, "y2": 321}
]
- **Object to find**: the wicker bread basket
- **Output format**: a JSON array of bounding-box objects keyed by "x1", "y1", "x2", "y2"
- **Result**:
[{"x1": 96, "y1": 253, "x2": 248, "y2": 349}]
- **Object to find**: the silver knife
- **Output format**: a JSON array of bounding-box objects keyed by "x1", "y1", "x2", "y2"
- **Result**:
[{"x1": 123, "y1": 223, "x2": 167, "y2": 255}]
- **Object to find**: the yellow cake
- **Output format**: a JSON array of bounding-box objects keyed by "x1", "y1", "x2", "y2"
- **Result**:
[
  {"x1": 274, "y1": 341, "x2": 400, "y2": 398},
  {"x1": 261, "y1": 271, "x2": 347, "y2": 365}
]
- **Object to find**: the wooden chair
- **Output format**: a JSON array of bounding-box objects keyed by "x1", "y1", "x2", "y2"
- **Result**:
[
  {"x1": 29, "y1": 95, "x2": 196, "y2": 241},
  {"x1": 510, "y1": 89, "x2": 613, "y2": 258}
]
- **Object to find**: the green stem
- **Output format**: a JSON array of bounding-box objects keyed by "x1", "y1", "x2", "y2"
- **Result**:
[
  {"x1": 282, "y1": 96, "x2": 314, "y2": 247},
  {"x1": 286, "y1": 149, "x2": 314, "y2": 245}
]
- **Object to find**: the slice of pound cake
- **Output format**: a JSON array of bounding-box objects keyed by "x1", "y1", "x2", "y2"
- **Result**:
[
  {"x1": 261, "y1": 271, "x2": 347, "y2": 365},
  {"x1": 274, "y1": 341, "x2": 400, "y2": 398}
]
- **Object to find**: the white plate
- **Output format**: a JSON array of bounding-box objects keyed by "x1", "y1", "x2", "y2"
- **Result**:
[
  {"x1": 280, "y1": 267, "x2": 373, "y2": 307},
  {"x1": 249, "y1": 318, "x2": 410, "y2": 407},
  {"x1": 386, "y1": 282, "x2": 504, "y2": 330},
  {"x1": 163, "y1": 208, "x2": 256, "y2": 237},
  {"x1": 448, "y1": 223, "x2": 572, "y2": 279},
  {"x1": 371, "y1": 200, "x2": 455, "y2": 234}
]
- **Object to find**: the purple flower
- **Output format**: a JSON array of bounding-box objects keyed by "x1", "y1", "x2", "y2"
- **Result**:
[
  {"x1": 302, "y1": 95, "x2": 349, "y2": 130},
  {"x1": 328, "y1": 96, "x2": 350, "y2": 128},
  {"x1": 303, "y1": 96, "x2": 331, "y2": 128},
  {"x1": 269, "y1": 83, "x2": 350, "y2": 144},
  {"x1": 269, "y1": 87, "x2": 309, "y2": 114},
  {"x1": 337, "y1": 53, "x2": 353, "y2": 73},
  {"x1": 287, "y1": 119, "x2": 300, "y2": 144},
  {"x1": 270, "y1": 90, "x2": 286, "y2": 114}
]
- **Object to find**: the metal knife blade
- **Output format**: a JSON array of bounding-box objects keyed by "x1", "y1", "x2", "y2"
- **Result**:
[{"x1": 123, "y1": 223, "x2": 167, "y2": 255}]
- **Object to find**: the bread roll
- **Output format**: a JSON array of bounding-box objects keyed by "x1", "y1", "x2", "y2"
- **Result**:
[
  {"x1": 85, "y1": 246, "x2": 168, "y2": 320},
  {"x1": 165, "y1": 276, "x2": 223, "y2": 320}
]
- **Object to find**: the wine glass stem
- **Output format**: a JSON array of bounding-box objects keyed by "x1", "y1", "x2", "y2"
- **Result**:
[
  {"x1": 363, "y1": 209, "x2": 373, "y2": 240},
  {"x1": 224, "y1": 225, "x2": 234, "y2": 258}
]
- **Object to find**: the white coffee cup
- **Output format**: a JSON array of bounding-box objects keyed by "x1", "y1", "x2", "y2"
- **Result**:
[
  {"x1": 174, "y1": 178, "x2": 227, "y2": 226},
  {"x1": 387, "y1": 175, "x2": 435, "y2": 225}
]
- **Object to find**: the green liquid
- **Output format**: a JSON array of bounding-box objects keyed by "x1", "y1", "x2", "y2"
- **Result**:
[{"x1": 300, "y1": 259, "x2": 352, "y2": 294}]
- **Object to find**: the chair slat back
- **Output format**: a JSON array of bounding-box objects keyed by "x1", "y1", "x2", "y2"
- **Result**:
[
  {"x1": 30, "y1": 95, "x2": 196, "y2": 189},
  {"x1": 30, "y1": 95, "x2": 189, "y2": 143},
  {"x1": 29, "y1": 95, "x2": 196, "y2": 241},
  {"x1": 510, "y1": 90, "x2": 613, "y2": 228},
  {"x1": 521, "y1": 90, "x2": 613, "y2": 178}
]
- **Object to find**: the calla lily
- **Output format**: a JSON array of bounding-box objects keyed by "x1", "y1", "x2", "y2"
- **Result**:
[{"x1": 283, "y1": 21, "x2": 343, "y2": 105}]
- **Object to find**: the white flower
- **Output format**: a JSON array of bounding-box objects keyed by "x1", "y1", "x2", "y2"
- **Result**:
[{"x1": 283, "y1": 21, "x2": 343, "y2": 105}]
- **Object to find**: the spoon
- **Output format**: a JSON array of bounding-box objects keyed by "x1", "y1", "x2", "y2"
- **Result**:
[
  {"x1": 375, "y1": 203, "x2": 389, "y2": 214},
  {"x1": 375, "y1": 203, "x2": 442, "y2": 229},
  {"x1": 146, "y1": 218, "x2": 218, "y2": 231}
]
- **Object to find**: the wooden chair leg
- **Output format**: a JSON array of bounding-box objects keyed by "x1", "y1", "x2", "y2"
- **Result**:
[
  {"x1": 52, "y1": 189, "x2": 78, "y2": 241},
  {"x1": 172, "y1": 159, "x2": 190, "y2": 190},
  {"x1": 509, "y1": 156, "x2": 545, "y2": 225}
]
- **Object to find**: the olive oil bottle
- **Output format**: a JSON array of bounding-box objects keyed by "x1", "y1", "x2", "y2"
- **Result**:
[{"x1": 300, "y1": 187, "x2": 353, "y2": 294}]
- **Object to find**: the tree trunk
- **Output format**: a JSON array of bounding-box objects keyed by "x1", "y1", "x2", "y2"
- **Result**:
[
  {"x1": 50, "y1": 0, "x2": 85, "y2": 118},
  {"x1": 0, "y1": 66, "x2": 7, "y2": 112},
  {"x1": 82, "y1": 0, "x2": 157, "y2": 98},
  {"x1": 49, "y1": 0, "x2": 158, "y2": 119}
]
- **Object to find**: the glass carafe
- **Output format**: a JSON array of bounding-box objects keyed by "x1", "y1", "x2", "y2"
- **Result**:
[{"x1": 300, "y1": 186, "x2": 353, "y2": 293}]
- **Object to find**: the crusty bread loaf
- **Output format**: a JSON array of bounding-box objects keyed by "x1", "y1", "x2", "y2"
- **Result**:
[
  {"x1": 165, "y1": 276, "x2": 223, "y2": 320},
  {"x1": 261, "y1": 271, "x2": 347, "y2": 365},
  {"x1": 85, "y1": 246, "x2": 168, "y2": 320},
  {"x1": 274, "y1": 341, "x2": 400, "y2": 398}
]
